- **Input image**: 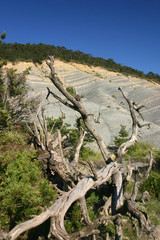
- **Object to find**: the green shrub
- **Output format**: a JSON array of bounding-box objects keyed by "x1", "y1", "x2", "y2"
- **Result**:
[
  {"x1": 89, "y1": 151, "x2": 105, "y2": 168},
  {"x1": 0, "y1": 130, "x2": 26, "y2": 146},
  {"x1": 64, "y1": 191, "x2": 99, "y2": 233},
  {"x1": 46, "y1": 116, "x2": 70, "y2": 136},
  {"x1": 86, "y1": 191, "x2": 99, "y2": 220},
  {"x1": 64, "y1": 201, "x2": 83, "y2": 233},
  {"x1": 0, "y1": 150, "x2": 57, "y2": 230},
  {"x1": 114, "y1": 124, "x2": 129, "y2": 148},
  {"x1": 126, "y1": 141, "x2": 153, "y2": 161},
  {"x1": 66, "y1": 86, "x2": 76, "y2": 98},
  {"x1": 46, "y1": 116, "x2": 95, "y2": 162},
  {"x1": 0, "y1": 108, "x2": 12, "y2": 129},
  {"x1": 98, "y1": 222, "x2": 115, "y2": 238},
  {"x1": 153, "y1": 149, "x2": 160, "y2": 170},
  {"x1": 114, "y1": 125, "x2": 153, "y2": 162},
  {"x1": 6, "y1": 68, "x2": 27, "y2": 97},
  {"x1": 140, "y1": 171, "x2": 160, "y2": 199},
  {"x1": 80, "y1": 146, "x2": 96, "y2": 161},
  {"x1": 144, "y1": 199, "x2": 160, "y2": 225}
]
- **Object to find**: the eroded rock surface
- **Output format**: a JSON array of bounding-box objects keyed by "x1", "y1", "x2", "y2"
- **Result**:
[{"x1": 5, "y1": 60, "x2": 160, "y2": 148}]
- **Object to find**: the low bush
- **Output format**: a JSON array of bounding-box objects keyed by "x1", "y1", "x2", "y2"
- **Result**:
[
  {"x1": 0, "y1": 150, "x2": 57, "y2": 230},
  {"x1": 140, "y1": 171, "x2": 160, "y2": 199}
]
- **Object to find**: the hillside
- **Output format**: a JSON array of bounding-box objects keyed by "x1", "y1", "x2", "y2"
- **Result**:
[
  {"x1": 4, "y1": 59, "x2": 160, "y2": 148},
  {"x1": 1, "y1": 58, "x2": 160, "y2": 240}
]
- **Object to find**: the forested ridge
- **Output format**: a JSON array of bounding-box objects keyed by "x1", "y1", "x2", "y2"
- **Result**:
[{"x1": 0, "y1": 42, "x2": 160, "y2": 83}]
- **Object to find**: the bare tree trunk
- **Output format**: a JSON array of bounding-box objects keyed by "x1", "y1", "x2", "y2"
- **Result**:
[
  {"x1": 71, "y1": 128, "x2": 86, "y2": 167},
  {"x1": 79, "y1": 197, "x2": 91, "y2": 225},
  {"x1": 114, "y1": 215, "x2": 123, "y2": 240},
  {"x1": 117, "y1": 87, "x2": 150, "y2": 163},
  {"x1": 111, "y1": 170, "x2": 123, "y2": 215},
  {"x1": 131, "y1": 150, "x2": 154, "y2": 201},
  {"x1": 46, "y1": 56, "x2": 110, "y2": 163}
]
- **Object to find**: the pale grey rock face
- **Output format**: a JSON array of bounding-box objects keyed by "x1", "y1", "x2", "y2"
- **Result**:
[{"x1": 21, "y1": 60, "x2": 160, "y2": 149}]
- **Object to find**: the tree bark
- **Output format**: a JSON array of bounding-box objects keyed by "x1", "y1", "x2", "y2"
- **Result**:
[{"x1": 2, "y1": 163, "x2": 119, "y2": 240}]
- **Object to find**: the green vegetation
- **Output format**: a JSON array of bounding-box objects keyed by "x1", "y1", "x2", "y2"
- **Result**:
[
  {"x1": 0, "y1": 31, "x2": 6, "y2": 44},
  {"x1": 0, "y1": 150, "x2": 57, "y2": 230},
  {"x1": 65, "y1": 192, "x2": 100, "y2": 234},
  {"x1": 144, "y1": 199, "x2": 160, "y2": 225},
  {"x1": 66, "y1": 86, "x2": 76, "y2": 98},
  {"x1": 140, "y1": 172, "x2": 160, "y2": 199},
  {"x1": 0, "y1": 66, "x2": 31, "y2": 129},
  {"x1": 0, "y1": 42, "x2": 160, "y2": 83},
  {"x1": 0, "y1": 57, "x2": 57, "y2": 233},
  {"x1": 114, "y1": 124, "x2": 160, "y2": 228},
  {"x1": 0, "y1": 128, "x2": 57, "y2": 232},
  {"x1": 46, "y1": 116, "x2": 95, "y2": 161},
  {"x1": 114, "y1": 125, "x2": 155, "y2": 162},
  {"x1": 112, "y1": 94, "x2": 116, "y2": 99},
  {"x1": 114, "y1": 124, "x2": 129, "y2": 148}
]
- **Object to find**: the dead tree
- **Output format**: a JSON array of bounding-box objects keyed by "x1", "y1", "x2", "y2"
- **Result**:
[{"x1": 0, "y1": 56, "x2": 159, "y2": 240}]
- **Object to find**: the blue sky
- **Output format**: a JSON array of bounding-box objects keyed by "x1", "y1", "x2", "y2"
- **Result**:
[{"x1": 0, "y1": 0, "x2": 160, "y2": 74}]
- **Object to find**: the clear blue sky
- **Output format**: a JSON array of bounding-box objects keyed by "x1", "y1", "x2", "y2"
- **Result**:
[{"x1": 1, "y1": 0, "x2": 160, "y2": 74}]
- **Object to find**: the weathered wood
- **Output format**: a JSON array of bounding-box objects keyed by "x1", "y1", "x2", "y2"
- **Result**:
[
  {"x1": 2, "y1": 162, "x2": 119, "y2": 240},
  {"x1": 79, "y1": 197, "x2": 91, "y2": 225},
  {"x1": 117, "y1": 87, "x2": 150, "y2": 163},
  {"x1": 114, "y1": 215, "x2": 123, "y2": 240},
  {"x1": 126, "y1": 199, "x2": 154, "y2": 233},
  {"x1": 71, "y1": 127, "x2": 86, "y2": 167},
  {"x1": 111, "y1": 170, "x2": 123, "y2": 215},
  {"x1": 131, "y1": 150, "x2": 154, "y2": 201},
  {"x1": 46, "y1": 56, "x2": 110, "y2": 162}
]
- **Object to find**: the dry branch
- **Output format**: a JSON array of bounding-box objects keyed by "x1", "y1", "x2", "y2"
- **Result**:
[
  {"x1": 46, "y1": 56, "x2": 109, "y2": 162},
  {"x1": 131, "y1": 150, "x2": 154, "y2": 201},
  {"x1": 71, "y1": 126, "x2": 86, "y2": 167},
  {"x1": 117, "y1": 87, "x2": 150, "y2": 163},
  {"x1": 79, "y1": 197, "x2": 91, "y2": 225},
  {"x1": 2, "y1": 162, "x2": 119, "y2": 240}
]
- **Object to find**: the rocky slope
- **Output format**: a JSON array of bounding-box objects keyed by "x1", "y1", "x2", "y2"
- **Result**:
[{"x1": 5, "y1": 60, "x2": 160, "y2": 148}]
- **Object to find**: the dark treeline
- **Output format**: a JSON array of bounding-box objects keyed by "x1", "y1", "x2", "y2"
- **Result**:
[{"x1": 0, "y1": 42, "x2": 160, "y2": 83}]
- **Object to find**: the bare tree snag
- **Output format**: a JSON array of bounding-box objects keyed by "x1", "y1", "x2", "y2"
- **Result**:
[
  {"x1": 57, "y1": 129, "x2": 70, "y2": 173},
  {"x1": 79, "y1": 197, "x2": 91, "y2": 225},
  {"x1": 88, "y1": 159, "x2": 98, "y2": 180},
  {"x1": 111, "y1": 170, "x2": 123, "y2": 215},
  {"x1": 131, "y1": 150, "x2": 154, "y2": 201},
  {"x1": 117, "y1": 87, "x2": 150, "y2": 163},
  {"x1": 103, "y1": 197, "x2": 111, "y2": 216},
  {"x1": 71, "y1": 122, "x2": 86, "y2": 167},
  {"x1": 126, "y1": 199, "x2": 154, "y2": 233},
  {"x1": 46, "y1": 56, "x2": 109, "y2": 162},
  {"x1": 114, "y1": 215, "x2": 123, "y2": 240}
]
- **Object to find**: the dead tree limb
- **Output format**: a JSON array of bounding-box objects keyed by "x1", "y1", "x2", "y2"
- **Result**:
[
  {"x1": 131, "y1": 150, "x2": 154, "y2": 201},
  {"x1": 46, "y1": 56, "x2": 109, "y2": 162},
  {"x1": 71, "y1": 120, "x2": 87, "y2": 167},
  {"x1": 88, "y1": 159, "x2": 98, "y2": 180},
  {"x1": 126, "y1": 199, "x2": 154, "y2": 233},
  {"x1": 26, "y1": 109, "x2": 46, "y2": 151},
  {"x1": 114, "y1": 215, "x2": 123, "y2": 240},
  {"x1": 117, "y1": 87, "x2": 150, "y2": 163},
  {"x1": 1, "y1": 162, "x2": 119, "y2": 240},
  {"x1": 57, "y1": 129, "x2": 71, "y2": 174},
  {"x1": 79, "y1": 197, "x2": 92, "y2": 225}
]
